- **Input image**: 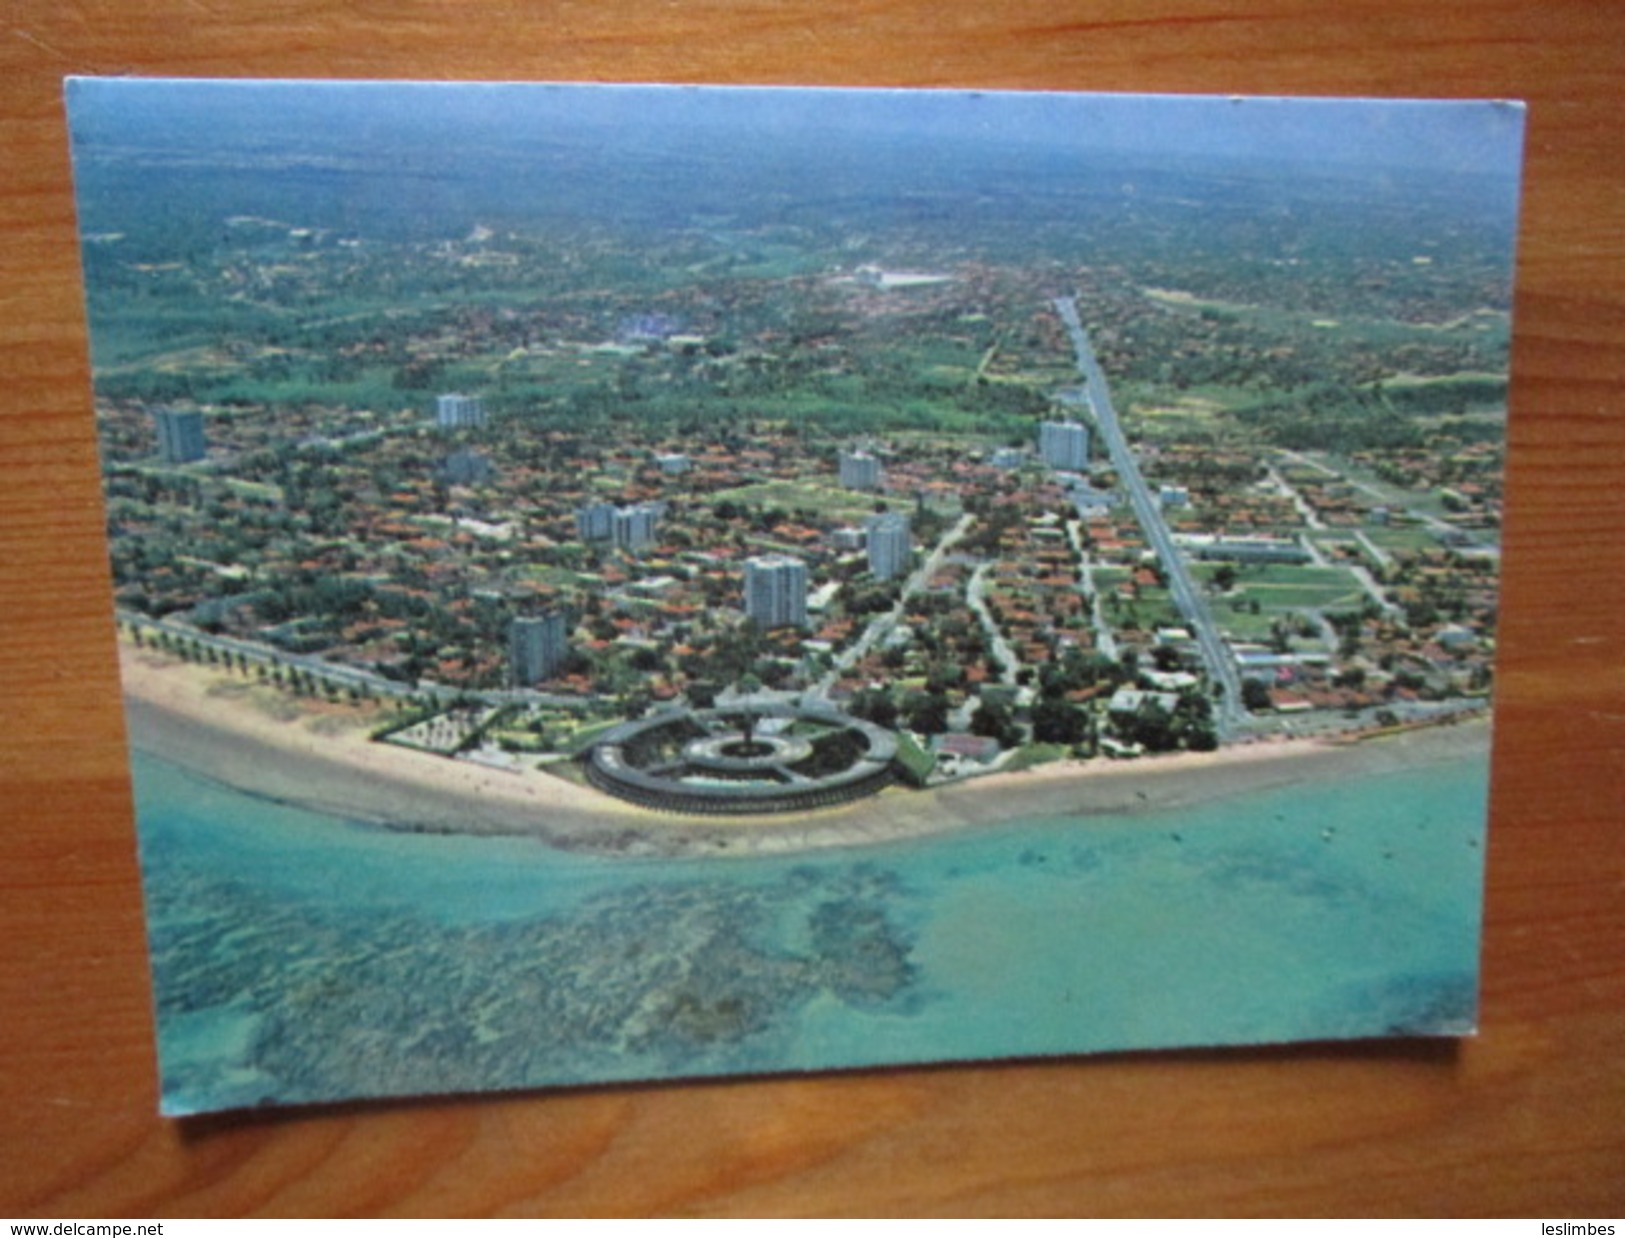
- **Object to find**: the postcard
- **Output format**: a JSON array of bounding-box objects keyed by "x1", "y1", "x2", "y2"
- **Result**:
[{"x1": 65, "y1": 79, "x2": 1524, "y2": 1114}]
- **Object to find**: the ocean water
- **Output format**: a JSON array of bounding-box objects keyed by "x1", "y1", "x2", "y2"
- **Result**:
[{"x1": 129, "y1": 749, "x2": 1488, "y2": 1114}]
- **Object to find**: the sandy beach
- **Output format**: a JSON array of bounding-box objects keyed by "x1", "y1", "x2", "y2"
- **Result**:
[{"x1": 118, "y1": 643, "x2": 1492, "y2": 858}]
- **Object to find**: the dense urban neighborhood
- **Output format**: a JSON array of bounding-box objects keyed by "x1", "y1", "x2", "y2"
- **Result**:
[{"x1": 94, "y1": 205, "x2": 1505, "y2": 796}]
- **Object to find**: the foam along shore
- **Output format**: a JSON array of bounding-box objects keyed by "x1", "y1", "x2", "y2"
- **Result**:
[{"x1": 118, "y1": 644, "x2": 1491, "y2": 859}]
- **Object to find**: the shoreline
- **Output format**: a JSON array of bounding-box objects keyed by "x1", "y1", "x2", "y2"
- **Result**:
[{"x1": 118, "y1": 645, "x2": 1492, "y2": 858}]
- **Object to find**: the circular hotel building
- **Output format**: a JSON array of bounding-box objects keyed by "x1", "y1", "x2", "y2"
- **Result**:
[{"x1": 582, "y1": 705, "x2": 899, "y2": 815}]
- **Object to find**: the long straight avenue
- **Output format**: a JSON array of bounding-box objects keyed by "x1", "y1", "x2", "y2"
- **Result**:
[{"x1": 1053, "y1": 295, "x2": 1245, "y2": 735}]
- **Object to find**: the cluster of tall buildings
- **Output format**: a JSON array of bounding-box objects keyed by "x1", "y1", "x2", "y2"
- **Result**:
[
  {"x1": 741, "y1": 512, "x2": 907, "y2": 631},
  {"x1": 985, "y1": 420, "x2": 1089, "y2": 475},
  {"x1": 435, "y1": 393, "x2": 487, "y2": 430},
  {"x1": 145, "y1": 393, "x2": 1105, "y2": 699},
  {"x1": 576, "y1": 501, "x2": 663, "y2": 552},
  {"x1": 510, "y1": 553, "x2": 820, "y2": 684},
  {"x1": 446, "y1": 409, "x2": 1076, "y2": 687}
]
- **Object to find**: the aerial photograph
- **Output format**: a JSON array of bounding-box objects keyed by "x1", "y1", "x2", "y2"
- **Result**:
[{"x1": 66, "y1": 79, "x2": 1524, "y2": 1114}]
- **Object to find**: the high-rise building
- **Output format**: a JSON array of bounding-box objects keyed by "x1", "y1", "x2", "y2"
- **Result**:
[
  {"x1": 1039, "y1": 420, "x2": 1089, "y2": 471},
  {"x1": 576, "y1": 501, "x2": 661, "y2": 551},
  {"x1": 153, "y1": 408, "x2": 206, "y2": 464},
  {"x1": 612, "y1": 503, "x2": 660, "y2": 553},
  {"x1": 575, "y1": 502, "x2": 617, "y2": 542},
  {"x1": 865, "y1": 512, "x2": 912, "y2": 581},
  {"x1": 655, "y1": 452, "x2": 689, "y2": 475},
  {"x1": 436, "y1": 393, "x2": 487, "y2": 430},
  {"x1": 510, "y1": 612, "x2": 569, "y2": 686},
  {"x1": 743, "y1": 555, "x2": 809, "y2": 629},
  {"x1": 838, "y1": 449, "x2": 882, "y2": 491}
]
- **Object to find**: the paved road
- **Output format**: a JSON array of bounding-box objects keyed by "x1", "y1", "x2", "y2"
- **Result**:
[
  {"x1": 121, "y1": 611, "x2": 590, "y2": 711},
  {"x1": 124, "y1": 610, "x2": 429, "y2": 697},
  {"x1": 1276, "y1": 446, "x2": 1497, "y2": 553},
  {"x1": 1265, "y1": 462, "x2": 1327, "y2": 533},
  {"x1": 1346, "y1": 558, "x2": 1403, "y2": 619},
  {"x1": 1053, "y1": 295, "x2": 1244, "y2": 734},
  {"x1": 811, "y1": 512, "x2": 974, "y2": 698},
  {"x1": 1064, "y1": 518, "x2": 1119, "y2": 660},
  {"x1": 965, "y1": 562, "x2": 1022, "y2": 686}
]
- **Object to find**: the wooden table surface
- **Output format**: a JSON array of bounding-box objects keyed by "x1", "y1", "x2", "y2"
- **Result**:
[{"x1": 3, "y1": 0, "x2": 1622, "y2": 1217}]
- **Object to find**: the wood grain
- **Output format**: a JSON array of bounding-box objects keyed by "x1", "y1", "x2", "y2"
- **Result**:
[{"x1": 2, "y1": 0, "x2": 1621, "y2": 1217}]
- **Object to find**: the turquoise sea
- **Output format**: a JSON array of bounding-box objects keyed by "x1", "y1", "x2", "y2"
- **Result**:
[{"x1": 131, "y1": 748, "x2": 1488, "y2": 1114}]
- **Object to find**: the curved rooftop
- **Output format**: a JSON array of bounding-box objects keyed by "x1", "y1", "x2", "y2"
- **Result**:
[{"x1": 582, "y1": 705, "x2": 899, "y2": 815}]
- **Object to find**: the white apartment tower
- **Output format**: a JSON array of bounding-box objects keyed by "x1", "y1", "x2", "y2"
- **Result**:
[
  {"x1": 612, "y1": 503, "x2": 659, "y2": 553},
  {"x1": 436, "y1": 393, "x2": 487, "y2": 430},
  {"x1": 1039, "y1": 420, "x2": 1089, "y2": 471},
  {"x1": 510, "y1": 612, "x2": 569, "y2": 686},
  {"x1": 576, "y1": 502, "x2": 616, "y2": 542},
  {"x1": 577, "y1": 501, "x2": 660, "y2": 551},
  {"x1": 865, "y1": 512, "x2": 912, "y2": 581},
  {"x1": 838, "y1": 449, "x2": 882, "y2": 491},
  {"x1": 743, "y1": 555, "x2": 809, "y2": 629}
]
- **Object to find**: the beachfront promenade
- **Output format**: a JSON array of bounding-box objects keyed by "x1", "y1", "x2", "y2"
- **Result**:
[
  {"x1": 1053, "y1": 295, "x2": 1245, "y2": 735},
  {"x1": 120, "y1": 610, "x2": 591, "y2": 712}
]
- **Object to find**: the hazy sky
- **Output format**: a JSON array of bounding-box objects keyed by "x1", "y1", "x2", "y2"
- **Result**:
[{"x1": 67, "y1": 78, "x2": 1526, "y2": 184}]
